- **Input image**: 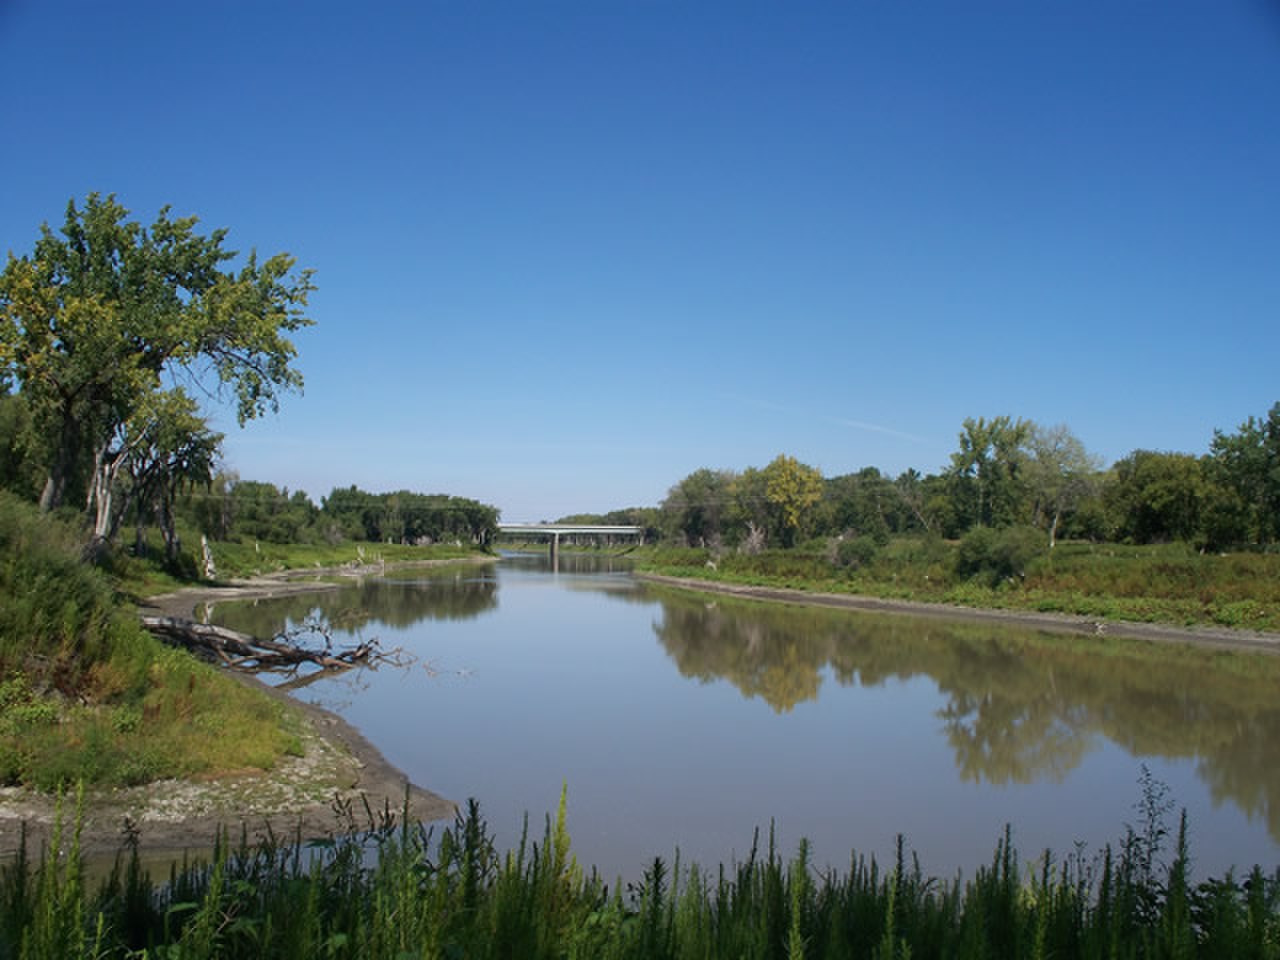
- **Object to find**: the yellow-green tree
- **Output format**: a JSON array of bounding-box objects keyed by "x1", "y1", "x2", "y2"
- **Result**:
[{"x1": 763, "y1": 453, "x2": 823, "y2": 547}]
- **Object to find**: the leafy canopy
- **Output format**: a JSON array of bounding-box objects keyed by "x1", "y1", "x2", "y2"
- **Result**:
[
  {"x1": 763, "y1": 453, "x2": 824, "y2": 545},
  {"x1": 0, "y1": 193, "x2": 315, "y2": 512}
]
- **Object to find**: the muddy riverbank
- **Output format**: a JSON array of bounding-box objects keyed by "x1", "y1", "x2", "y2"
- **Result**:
[{"x1": 637, "y1": 573, "x2": 1280, "y2": 655}]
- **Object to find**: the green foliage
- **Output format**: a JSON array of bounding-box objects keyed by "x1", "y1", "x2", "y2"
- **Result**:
[
  {"x1": 1208, "y1": 401, "x2": 1280, "y2": 545},
  {"x1": 763, "y1": 453, "x2": 825, "y2": 547},
  {"x1": 948, "y1": 415, "x2": 1034, "y2": 530},
  {"x1": 661, "y1": 467, "x2": 738, "y2": 547},
  {"x1": 1106, "y1": 450, "x2": 1209, "y2": 544},
  {"x1": 204, "y1": 539, "x2": 484, "y2": 582},
  {"x1": 1026, "y1": 422, "x2": 1102, "y2": 547},
  {"x1": 643, "y1": 403, "x2": 1280, "y2": 554},
  {"x1": 0, "y1": 490, "x2": 302, "y2": 789},
  {"x1": 174, "y1": 477, "x2": 501, "y2": 552},
  {"x1": 824, "y1": 468, "x2": 902, "y2": 543},
  {"x1": 955, "y1": 525, "x2": 1047, "y2": 586},
  {"x1": 0, "y1": 675, "x2": 57, "y2": 737},
  {"x1": 194, "y1": 476, "x2": 320, "y2": 545},
  {"x1": 1, "y1": 791, "x2": 1278, "y2": 958},
  {"x1": 320, "y1": 486, "x2": 499, "y2": 545},
  {"x1": 0, "y1": 489, "x2": 129, "y2": 685},
  {"x1": 636, "y1": 533, "x2": 1280, "y2": 632},
  {"x1": 0, "y1": 193, "x2": 313, "y2": 533},
  {"x1": 834, "y1": 535, "x2": 881, "y2": 570},
  {"x1": 0, "y1": 389, "x2": 40, "y2": 500},
  {"x1": 115, "y1": 388, "x2": 222, "y2": 564}
]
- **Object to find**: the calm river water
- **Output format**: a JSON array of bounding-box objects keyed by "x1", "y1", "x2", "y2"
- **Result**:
[{"x1": 209, "y1": 554, "x2": 1280, "y2": 880}]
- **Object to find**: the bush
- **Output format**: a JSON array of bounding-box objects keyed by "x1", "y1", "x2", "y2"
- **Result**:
[
  {"x1": 0, "y1": 491, "x2": 126, "y2": 685},
  {"x1": 835, "y1": 535, "x2": 880, "y2": 570},
  {"x1": 0, "y1": 675, "x2": 57, "y2": 736},
  {"x1": 956, "y1": 525, "x2": 1046, "y2": 585}
]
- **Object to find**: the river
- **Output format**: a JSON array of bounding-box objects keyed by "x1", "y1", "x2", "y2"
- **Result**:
[{"x1": 208, "y1": 553, "x2": 1280, "y2": 881}]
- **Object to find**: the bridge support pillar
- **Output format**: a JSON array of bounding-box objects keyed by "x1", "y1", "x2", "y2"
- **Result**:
[{"x1": 549, "y1": 532, "x2": 560, "y2": 566}]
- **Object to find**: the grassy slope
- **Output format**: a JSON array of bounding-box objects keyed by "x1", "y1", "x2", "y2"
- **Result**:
[
  {"x1": 633, "y1": 538, "x2": 1280, "y2": 633},
  {"x1": 204, "y1": 539, "x2": 484, "y2": 581},
  {"x1": 118, "y1": 535, "x2": 487, "y2": 598},
  {"x1": 0, "y1": 493, "x2": 300, "y2": 790}
]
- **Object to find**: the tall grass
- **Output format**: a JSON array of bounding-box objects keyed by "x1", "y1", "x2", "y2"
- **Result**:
[{"x1": 2, "y1": 788, "x2": 1277, "y2": 958}]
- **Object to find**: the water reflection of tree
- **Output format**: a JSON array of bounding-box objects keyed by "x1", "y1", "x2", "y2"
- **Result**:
[
  {"x1": 656, "y1": 601, "x2": 827, "y2": 712},
  {"x1": 940, "y1": 691, "x2": 1092, "y2": 785},
  {"x1": 652, "y1": 588, "x2": 1280, "y2": 840},
  {"x1": 1197, "y1": 729, "x2": 1280, "y2": 841},
  {"x1": 209, "y1": 572, "x2": 498, "y2": 639}
]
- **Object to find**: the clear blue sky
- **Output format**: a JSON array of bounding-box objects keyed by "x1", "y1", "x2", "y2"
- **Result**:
[{"x1": 3, "y1": 2, "x2": 1278, "y2": 521}]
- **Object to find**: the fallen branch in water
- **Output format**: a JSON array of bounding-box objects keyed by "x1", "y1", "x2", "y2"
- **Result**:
[{"x1": 140, "y1": 615, "x2": 402, "y2": 676}]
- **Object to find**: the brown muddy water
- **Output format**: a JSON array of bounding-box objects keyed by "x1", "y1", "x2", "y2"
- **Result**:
[{"x1": 208, "y1": 553, "x2": 1280, "y2": 880}]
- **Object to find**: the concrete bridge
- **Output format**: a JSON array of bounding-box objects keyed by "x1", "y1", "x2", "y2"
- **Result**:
[{"x1": 497, "y1": 523, "x2": 645, "y2": 562}]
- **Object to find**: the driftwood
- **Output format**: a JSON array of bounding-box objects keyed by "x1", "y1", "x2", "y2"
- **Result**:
[{"x1": 140, "y1": 615, "x2": 382, "y2": 675}]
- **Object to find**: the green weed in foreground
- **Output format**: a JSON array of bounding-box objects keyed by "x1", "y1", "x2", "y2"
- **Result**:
[{"x1": 2, "y1": 786, "x2": 1279, "y2": 958}]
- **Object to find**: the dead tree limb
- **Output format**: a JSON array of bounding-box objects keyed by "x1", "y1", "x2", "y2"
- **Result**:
[{"x1": 140, "y1": 615, "x2": 378, "y2": 673}]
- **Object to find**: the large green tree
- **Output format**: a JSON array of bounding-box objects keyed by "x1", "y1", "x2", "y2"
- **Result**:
[
  {"x1": 0, "y1": 193, "x2": 314, "y2": 549},
  {"x1": 823, "y1": 467, "x2": 898, "y2": 543},
  {"x1": 892, "y1": 467, "x2": 937, "y2": 534},
  {"x1": 1105, "y1": 450, "x2": 1207, "y2": 544},
  {"x1": 661, "y1": 467, "x2": 737, "y2": 547},
  {"x1": 117, "y1": 389, "x2": 222, "y2": 563},
  {"x1": 1208, "y1": 402, "x2": 1280, "y2": 544},
  {"x1": 1025, "y1": 423, "x2": 1101, "y2": 547},
  {"x1": 948, "y1": 415, "x2": 1032, "y2": 529}
]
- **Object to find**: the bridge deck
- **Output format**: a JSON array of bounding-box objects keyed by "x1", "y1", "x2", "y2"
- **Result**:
[{"x1": 498, "y1": 523, "x2": 643, "y2": 536}]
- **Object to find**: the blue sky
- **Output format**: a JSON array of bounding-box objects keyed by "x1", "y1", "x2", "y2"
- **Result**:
[{"x1": 3, "y1": 2, "x2": 1278, "y2": 521}]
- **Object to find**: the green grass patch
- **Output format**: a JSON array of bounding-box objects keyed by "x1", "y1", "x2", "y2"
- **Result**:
[{"x1": 202, "y1": 539, "x2": 487, "y2": 581}]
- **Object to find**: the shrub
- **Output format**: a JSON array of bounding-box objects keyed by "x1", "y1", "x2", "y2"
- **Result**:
[
  {"x1": 835, "y1": 535, "x2": 880, "y2": 570},
  {"x1": 956, "y1": 525, "x2": 1046, "y2": 586},
  {"x1": 0, "y1": 491, "x2": 126, "y2": 686},
  {"x1": 0, "y1": 677, "x2": 57, "y2": 736}
]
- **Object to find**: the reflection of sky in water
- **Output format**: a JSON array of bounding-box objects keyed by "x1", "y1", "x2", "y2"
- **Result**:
[{"x1": 210, "y1": 559, "x2": 1280, "y2": 882}]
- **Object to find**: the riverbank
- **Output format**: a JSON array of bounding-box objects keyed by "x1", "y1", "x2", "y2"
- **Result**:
[
  {"x1": 637, "y1": 572, "x2": 1280, "y2": 655},
  {"x1": 0, "y1": 559, "x2": 494, "y2": 859}
]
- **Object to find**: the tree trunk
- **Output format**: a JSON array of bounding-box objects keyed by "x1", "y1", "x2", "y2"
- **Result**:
[
  {"x1": 87, "y1": 440, "x2": 129, "y2": 547},
  {"x1": 159, "y1": 495, "x2": 180, "y2": 566},
  {"x1": 39, "y1": 414, "x2": 82, "y2": 512}
]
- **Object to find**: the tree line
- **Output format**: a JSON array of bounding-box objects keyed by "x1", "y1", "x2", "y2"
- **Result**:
[
  {"x1": 185, "y1": 478, "x2": 498, "y2": 548},
  {"x1": 570, "y1": 407, "x2": 1280, "y2": 553}
]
